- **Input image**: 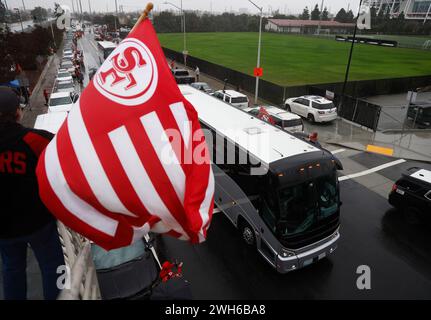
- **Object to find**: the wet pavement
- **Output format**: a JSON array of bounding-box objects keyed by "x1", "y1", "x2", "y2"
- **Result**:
[{"x1": 156, "y1": 148, "x2": 431, "y2": 300}]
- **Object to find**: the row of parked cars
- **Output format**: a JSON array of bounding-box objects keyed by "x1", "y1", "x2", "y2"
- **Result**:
[
  {"x1": 48, "y1": 35, "x2": 81, "y2": 114},
  {"x1": 188, "y1": 80, "x2": 338, "y2": 134},
  {"x1": 35, "y1": 32, "x2": 81, "y2": 133}
]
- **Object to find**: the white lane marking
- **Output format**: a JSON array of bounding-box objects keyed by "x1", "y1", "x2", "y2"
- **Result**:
[
  {"x1": 331, "y1": 148, "x2": 346, "y2": 155},
  {"x1": 339, "y1": 159, "x2": 406, "y2": 182}
]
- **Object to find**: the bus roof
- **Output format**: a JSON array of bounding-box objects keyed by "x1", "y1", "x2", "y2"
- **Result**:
[
  {"x1": 97, "y1": 41, "x2": 117, "y2": 49},
  {"x1": 179, "y1": 85, "x2": 320, "y2": 165}
]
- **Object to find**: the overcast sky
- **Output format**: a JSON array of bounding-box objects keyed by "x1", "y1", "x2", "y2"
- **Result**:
[{"x1": 5, "y1": 0, "x2": 362, "y2": 15}]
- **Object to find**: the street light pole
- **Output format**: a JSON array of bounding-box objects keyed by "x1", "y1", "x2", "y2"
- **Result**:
[
  {"x1": 78, "y1": 0, "x2": 83, "y2": 22},
  {"x1": 248, "y1": 0, "x2": 263, "y2": 105},
  {"x1": 181, "y1": 0, "x2": 186, "y2": 54},
  {"x1": 163, "y1": 1, "x2": 187, "y2": 65},
  {"x1": 15, "y1": 8, "x2": 24, "y2": 32},
  {"x1": 114, "y1": 0, "x2": 119, "y2": 33}
]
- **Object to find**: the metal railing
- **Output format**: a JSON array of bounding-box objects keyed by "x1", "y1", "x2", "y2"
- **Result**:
[{"x1": 56, "y1": 222, "x2": 101, "y2": 300}]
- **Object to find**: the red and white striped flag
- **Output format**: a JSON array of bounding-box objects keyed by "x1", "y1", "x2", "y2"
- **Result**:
[{"x1": 36, "y1": 17, "x2": 214, "y2": 250}]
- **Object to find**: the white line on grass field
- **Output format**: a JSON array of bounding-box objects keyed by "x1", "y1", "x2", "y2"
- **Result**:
[
  {"x1": 339, "y1": 159, "x2": 406, "y2": 182},
  {"x1": 331, "y1": 149, "x2": 346, "y2": 155}
]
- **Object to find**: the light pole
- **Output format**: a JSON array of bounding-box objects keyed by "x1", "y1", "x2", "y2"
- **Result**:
[
  {"x1": 248, "y1": 0, "x2": 263, "y2": 105},
  {"x1": 163, "y1": 1, "x2": 187, "y2": 66},
  {"x1": 14, "y1": 8, "x2": 24, "y2": 32},
  {"x1": 114, "y1": 0, "x2": 119, "y2": 33}
]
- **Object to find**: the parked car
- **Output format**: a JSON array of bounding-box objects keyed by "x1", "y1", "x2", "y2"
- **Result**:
[
  {"x1": 60, "y1": 61, "x2": 76, "y2": 76},
  {"x1": 389, "y1": 167, "x2": 431, "y2": 224},
  {"x1": 54, "y1": 79, "x2": 76, "y2": 94},
  {"x1": 213, "y1": 90, "x2": 249, "y2": 109},
  {"x1": 57, "y1": 71, "x2": 73, "y2": 82},
  {"x1": 48, "y1": 92, "x2": 79, "y2": 113},
  {"x1": 190, "y1": 82, "x2": 214, "y2": 95},
  {"x1": 63, "y1": 53, "x2": 74, "y2": 60},
  {"x1": 407, "y1": 103, "x2": 431, "y2": 127},
  {"x1": 172, "y1": 69, "x2": 195, "y2": 84},
  {"x1": 246, "y1": 105, "x2": 304, "y2": 133},
  {"x1": 284, "y1": 95, "x2": 337, "y2": 123}
]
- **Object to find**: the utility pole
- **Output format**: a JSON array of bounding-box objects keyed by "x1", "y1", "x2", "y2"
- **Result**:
[
  {"x1": 181, "y1": 0, "x2": 186, "y2": 58},
  {"x1": 248, "y1": 0, "x2": 263, "y2": 105},
  {"x1": 163, "y1": 1, "x2": 187, "y2": 65},
  {"x1": 88, "y1": 0, "x2": 92, "y2": 15},
  {"x1": 14, "y1": 8, "x2": 24, "y2": 32},
  {"x1": 78, "y1": 0, "x2": 83, "y2": 22},
  {"x1": 21, "y1": 0, "x2": 25, "y2": 11},
  {"x1": 114, "y1": 0, "x2": 119, "y2": 33}
]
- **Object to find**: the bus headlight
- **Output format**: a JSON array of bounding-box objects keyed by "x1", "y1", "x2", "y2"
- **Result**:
[{"x1": 281, "y1": 248, "x2": 295, "y2": 258}]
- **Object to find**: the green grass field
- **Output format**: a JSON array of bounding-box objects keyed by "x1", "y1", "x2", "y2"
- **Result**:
[{"x1": 158, "y1": 32, "x2": 431, "y2": 87}]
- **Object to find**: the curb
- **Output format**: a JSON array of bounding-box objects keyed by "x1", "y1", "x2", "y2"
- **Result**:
[{"x1": 324, "y1": 140, "x2": 431, "y2": 164}]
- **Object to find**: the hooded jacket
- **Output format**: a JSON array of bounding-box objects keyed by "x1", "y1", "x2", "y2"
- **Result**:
[{"x1": 0, "y1": 122, "x2": 54, "y2": 238}]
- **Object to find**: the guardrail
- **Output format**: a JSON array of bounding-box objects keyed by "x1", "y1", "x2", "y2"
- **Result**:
[{"x1": 56, "y1": 222, "x2": 101, "y2": 300}]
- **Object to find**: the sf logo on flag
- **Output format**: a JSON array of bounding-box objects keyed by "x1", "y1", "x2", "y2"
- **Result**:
[{"x1": 94, "y1": 38, "x2": 159, "y2": 106}]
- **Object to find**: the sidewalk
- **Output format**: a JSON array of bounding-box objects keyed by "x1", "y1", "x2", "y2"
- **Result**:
[{"x1": 175, "y1": 60, "x2": 431, "y2": 163}]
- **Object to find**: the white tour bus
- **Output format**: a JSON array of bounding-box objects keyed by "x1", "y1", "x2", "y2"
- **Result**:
[
  {"x1": 97, "y1": 41, "x2": 117, "y2": 65},
  {"x1": 180, "y1": 85, "x2": 342, "y2": 273}
]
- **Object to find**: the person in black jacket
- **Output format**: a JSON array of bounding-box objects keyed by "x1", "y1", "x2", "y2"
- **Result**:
[{"x1": 0, "y1": 87, "x2": 65, "y2": 300}]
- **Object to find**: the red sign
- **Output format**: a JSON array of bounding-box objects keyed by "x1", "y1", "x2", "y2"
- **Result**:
[{"x1": 254, "y1": 67, "x2": 263, "y2": 77}]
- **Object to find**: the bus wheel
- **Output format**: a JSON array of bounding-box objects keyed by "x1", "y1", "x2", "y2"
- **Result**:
[
  {"x1": 404, "y1": 206, "x2": 421, "y2": 225},
  {"x1": 240, "y1": 221, "x2": 256, "y2": 246}
]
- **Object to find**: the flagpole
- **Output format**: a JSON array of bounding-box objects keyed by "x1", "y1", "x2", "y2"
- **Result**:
[{"x1": 131, "y1": 2, "x2": 154, "y2": 33}]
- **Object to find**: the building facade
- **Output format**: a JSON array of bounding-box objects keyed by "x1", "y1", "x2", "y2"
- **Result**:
[
  {"x1": 371, "y1": 0, "x2": 431, "y2": 20},
  {"x1": 265, "y1": 19, "x2": 355, "y2": 35}
]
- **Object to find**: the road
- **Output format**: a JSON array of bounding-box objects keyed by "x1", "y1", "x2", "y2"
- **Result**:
[
  {"x1": 78, "y1": 31, "x2": 431, "y2": 299},
  {"x1": 154, "y1": 148, "x2": 431, "y2": 300}
]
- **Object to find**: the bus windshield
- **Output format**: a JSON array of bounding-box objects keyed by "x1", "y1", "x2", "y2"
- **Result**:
[{"x1": 261, "y1": 173, "x2": 339, "y2": 240}]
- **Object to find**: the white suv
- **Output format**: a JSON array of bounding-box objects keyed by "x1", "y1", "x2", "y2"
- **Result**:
[
  {"x1": 285, "y1": 95, "x2": 337, "y2": 123},
  {"x1": 214, "y1": 90, "x2": 249, "y2": 109}
]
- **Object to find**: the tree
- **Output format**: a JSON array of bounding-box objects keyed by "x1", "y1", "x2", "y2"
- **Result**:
[
  {"x1": 300, "y1": 6, "x2": 310, "y2": 20},
  {"x1": 311, "y1": 4, "x2": 321, "y2": 20},
  {"x1": 334, "y1": 8, "x2": 347, "y2": 22},
  {"x1": 346, "y1": 10, "x2": 355, "y2": 23},
  {"x1": 321, "y1": 7, "x2": 329, "y2": 21},
  {"x1": 31, "y1": 6, "x2": 48, "y2": 23},
  {"x1": 0, "y1": 0, "x2": 6, "y2": 23}
]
